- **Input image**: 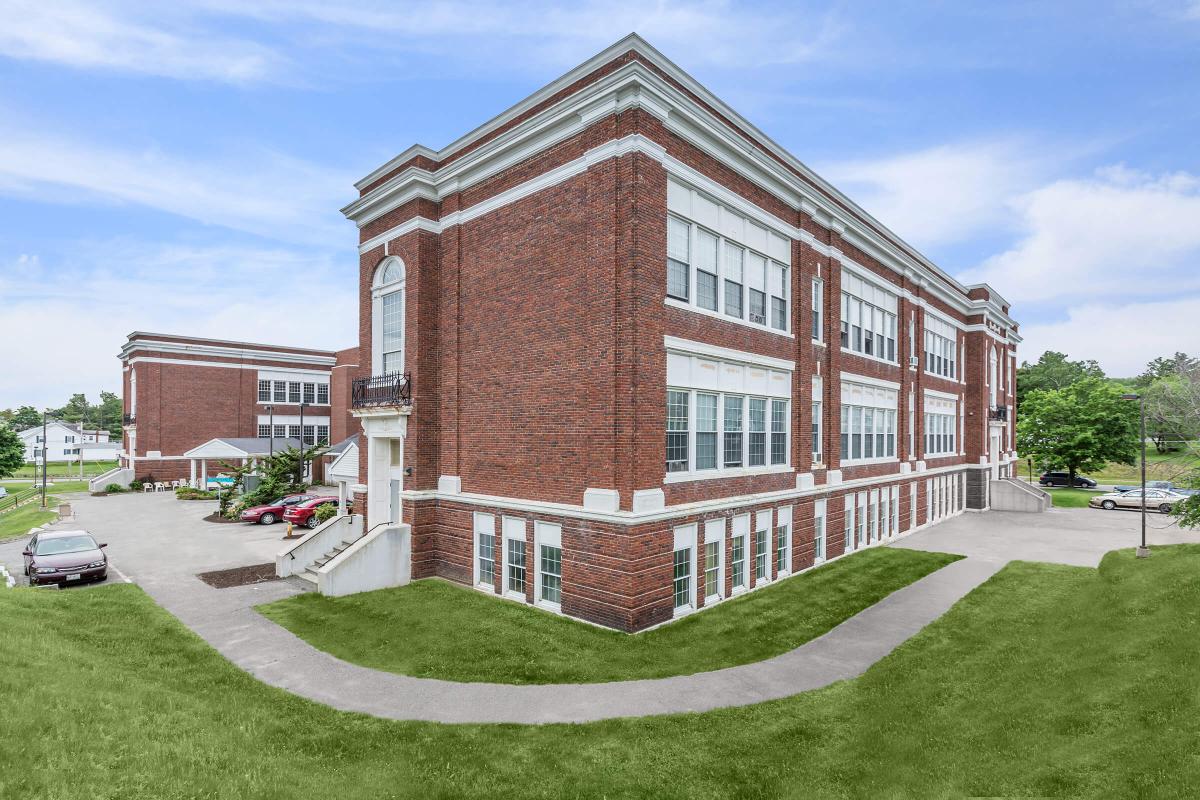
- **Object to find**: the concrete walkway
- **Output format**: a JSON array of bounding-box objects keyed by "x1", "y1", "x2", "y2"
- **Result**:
[{"x1": 2, "y1": 494, "x2": 1190, "y2": 724}]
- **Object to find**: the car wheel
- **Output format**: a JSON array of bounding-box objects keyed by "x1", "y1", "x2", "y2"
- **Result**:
[
  {"x1": 1102, "y1": 500, "x2": 1116, "y2": 510},
  {"x1": 260, "y1": 512, "x2": 276, "y2": 525},
  {"x1": 1160, "y1": 503, "x2": 1173, "y2": 514},
  {"x1": 306, "y1": 516, "x2": 319, "y2": 529}
]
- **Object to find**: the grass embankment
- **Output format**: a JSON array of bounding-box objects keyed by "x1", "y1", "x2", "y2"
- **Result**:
[
  {"x1": 0, "y1": 480, "x2": 92, "y2": 494},
  {"x1": 1088, "y1": 451, "x2": 1200, "y2": 485},
  {"x1": 3, "y1": 546, "x2": 1199, "y2": 796},
  {"x1": 259, "y1": 547, "x2": 959, "y2": 684},
  {"x1": 11, "y1": 460, "x2": 118, "y2": 478},
  {"x1": 1045, "y1": 487, "x2": 1105, "y2": 508},
  {"x1": 0, "y1": 496, "x2": 58, "y2": 542}
]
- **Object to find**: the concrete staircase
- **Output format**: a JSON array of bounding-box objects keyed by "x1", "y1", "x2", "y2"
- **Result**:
[
  {"x1": 292, "y1": 535, "x2": 362, "y2": 586},
  {"x1": 990, "y1": 477, "x2": 1051, "y2": 512}
]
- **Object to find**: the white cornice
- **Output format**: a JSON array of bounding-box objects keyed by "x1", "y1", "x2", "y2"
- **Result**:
[
  {"x1": 664, "y1": 335, "x2": 795, "y2": 372},
  {"x1": 120, "y1": 340, "x2": 337, "y2": 368}
]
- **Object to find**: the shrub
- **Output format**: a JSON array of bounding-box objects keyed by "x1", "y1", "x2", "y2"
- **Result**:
[
  {"x1": 104, "y1": 483, "x2": 125, "y2": 494},
  {"x1": 129, "y1": 479, "x2": 144, "y2": 491},
  {"x1": 313, "y1": 503, "x2": 338, "y2": 525},
  {"x1": 175, "y1": 487, "x2": 216, "y2": 501}
]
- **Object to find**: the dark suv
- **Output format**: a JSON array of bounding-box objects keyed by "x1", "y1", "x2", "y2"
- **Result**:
[{"x1": 1039, "y1": 471, "x2": 1098, "y2": 488}]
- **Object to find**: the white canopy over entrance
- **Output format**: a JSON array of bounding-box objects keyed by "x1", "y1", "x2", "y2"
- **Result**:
[{"x1": 182, "y1": 437, "x2": 300, "y2": 488}]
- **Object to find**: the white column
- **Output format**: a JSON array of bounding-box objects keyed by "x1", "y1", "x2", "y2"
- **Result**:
[
  {"x1": 338, "y1": 480, "x2": 348, "y2": 515},
  {"x1": 190, "y1": 459, "x2": 197, "y2": 488},
  {"x1": 200, "y1": 460, "x2": 207, "y2": 489}
]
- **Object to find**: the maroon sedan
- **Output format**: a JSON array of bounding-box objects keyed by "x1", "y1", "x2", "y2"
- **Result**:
[
  {"x1": 23, "y1": 530, "x2": 108, "y2": 587},
  {"x1": 282, "y1": 496, "x2": 342, "y2": 529},
  {"x1": 240, "y1": 494, "x2": 314, "y2": 525}
]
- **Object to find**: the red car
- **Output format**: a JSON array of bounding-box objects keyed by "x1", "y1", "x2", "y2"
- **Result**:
[
  {"x1": 240, "y1": 494, "x2": 314, "y2": 525},
  {"x1": 282, "y1": 496, "x2": 343, "y2": 529},
  {"x1": 23, "y1": 529, "x2": 108, "y2": 587}
]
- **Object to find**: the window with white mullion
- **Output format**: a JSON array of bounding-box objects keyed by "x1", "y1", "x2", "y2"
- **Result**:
[
  {"x1": 694, "y1": 228, "x2": 719, "y2": 312},
  {"x1": 667, "y1": 215, "x2": 691, "y2": 301},
  {"x1": 723, "y1": 241, "x2": 744, "y2": 320},
  {"x1": 811, "y1": 278, "x2": 823, "y2": 341},
  {"x1": 748, "y1": 397, "x2": 767, "y2": 467},
  {"x1": 723, "y1": 395, "x2": 744, "y2": 468},
  {"x1": 666, "y1": 390, "x2": 689, "y2": 473},
  {"x1": 770, "y1": 262, "x2": 788, "y2": 332},
  {"x1": 695, "y1": 392, "x2": 718, "y2": 470}
]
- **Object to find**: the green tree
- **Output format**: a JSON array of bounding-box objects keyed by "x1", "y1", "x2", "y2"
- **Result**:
[
  {"x1": 54, "y1": 393, "x2": 90, "y2": 424},
  {"x1": 0, "y1": 424, "x2": 24, "y2": 478},
  {"x1": 1017, "y1": 377, "x2": 1139, "y2": 486},
  {"x1": 9, "y1": 405, "x2": 41, "y2": 431},
  {"x1": 1136, "y1": 352, "x2": 1198, "y2": 389},
  {"x1": 1016, "y1": 351, "x2": 1105, "y2": 409},
  {"x1": 98, "y1": 391, "x2": 123, "y2": 439}
]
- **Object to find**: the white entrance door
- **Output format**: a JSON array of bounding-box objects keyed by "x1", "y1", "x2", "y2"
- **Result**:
[{"x1": 989, "y1": 431, "x2": 1001, "y2": 481}]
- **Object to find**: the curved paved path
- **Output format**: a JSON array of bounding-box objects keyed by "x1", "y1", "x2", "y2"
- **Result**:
[{"x1": 3, "y1": 493, "x2": 1185, "y2": 724}]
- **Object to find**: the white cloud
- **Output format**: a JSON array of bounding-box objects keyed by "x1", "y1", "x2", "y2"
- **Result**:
[
  {"x1": 1020, "y1": 296, "x2": 1200, "y2": 377},
  {"x1": 819, "y1": 140, "x2": 1045, "y2": 249},
  {"x1": 960, "y1": 165, "x2": 1200, "y2": 306},
  {"x1": 0, "y1": 0, "x2": 287, "y2": 83},
  {"x1": 0, "y1": 116, "x2": 352, "y2": 246},
  {"x1": 0, "y1": 241, "x2": 357, "y2": 409}
]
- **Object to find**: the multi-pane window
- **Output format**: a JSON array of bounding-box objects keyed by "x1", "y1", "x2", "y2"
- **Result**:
[
  {"x1": 257, "y1": 380, "x2": 271, "y2": 402},
  {"x1": 287, "y1": 424, "x2": 301, "y2": 439},
  {"x1": 770, "y1": 399, "x2": 787, "y2": 465},
  {"x1": 317, "y1": 425, "x2": 329, "y2": 445},
  {"x1": 478, "y1": 531, "x2": 495, "y2": 586},
  {"x1": 667, "y1": 389, "x2": 789, "y2": 475},
  {"x1": 695, "y1": 393, "x2": 718, "y2": 470},
  {"x1": 257, "y1": 424, "x2": 270, "y2": 438},
  {"x1": 695, "y1": 229, "x2": 719, "y2": 311},
  {"x1": 302, "y1": 425, "x2": 315, "y2": 446},
  {"x1": 666, "y1": 390, "x2": 689, "y2": 472},
  {"x1": 840, "y1": 381, "x2": 898, "y2": 464},
  {"x1": 704, "y1": 541, "x2": 720, "y2": 600},
  {"x1": 774, "y1": 524, "x2": 789, "y2": 574},
  {"x1": 303, "y1": 383, "x2": 316, "y2": 404},
  {"x1": 507, "y1": 539, "x2": 526, "y2": 594},
  {"x1": 856, "y1": 493, "x2": 867, "y2": 548},
  {"x1": 666, "y1": 214, "x2": 789, "y2": 332},
  {"x1": 924, "y1": 316, "x2": 958, "y2": 379},
  {"x1": 748, "y1": 398, "x2": 767, "y2": 467},
  {"x1": 540, "y1": 545, "x2": 562, "y2": 605},
  {"x1": 731, "y1": 533, "x2": 747, "y2": 590},
  {"x1": 723, "y1": 242, "x2": 743, "y2": 319},
  {"x1": 317, "y1": 384, "x2": 330, "y2": 405},
  {"x1": 811, "y1": 278, "x2": 823, "y2": 340},
  {"x1": 273, "y1": 424, "x2": 286, "y2": 439},
  {"x1": 273, "y1": 381, "x2": 287, "y2": 402},
  {"x1": 754, "y1": 528, "x2": 768, "y2": 582},
  {"x1": 723, "y1": 396, "x2": 743, "y2": 468},
  {"x1": 288, "y1": 382, "x2": 301, "y2": 403},
  {"x1": 673, "y1": 547, "x2": 692, "y2": 609},
  {"x1": 867, "y1": 493, "x2": 877, "y2": 543},
  {"x1": 667, "y1": 216, "x2": 691, "y2": 301},
  {"x1": 381, "y1": 291, "x2": 405, "y2": 374},
  {"x1": 881, "y1": 490, "x2": 891, "y2": 539},
  {"x1": 812, "y1": 400, "x2": 823, "y2": 463},
  {"x1": 814, "y1": 500, "x2": 827, "y2": 561},
  {"x1": 840, "y1": 273, "x2": 898, "y2": 362},
  {"x1": 924, "y1": 412, "x2": 957, "y2": 456}
]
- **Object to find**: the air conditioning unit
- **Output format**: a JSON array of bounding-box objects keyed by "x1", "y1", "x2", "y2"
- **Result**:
[{"x1": 909, "y1": 356, "x2": 920, "y2": 369}]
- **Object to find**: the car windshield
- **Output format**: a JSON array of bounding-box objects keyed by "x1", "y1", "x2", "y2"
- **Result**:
[
  {"x1": 276, "y1": 497, "x2": 301, "y2": 506},
  {"x1": 35, "y1": 534, "x2": 99, "y2": 556}
]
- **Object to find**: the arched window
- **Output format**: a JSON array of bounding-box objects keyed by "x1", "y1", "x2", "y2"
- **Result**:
[
  {"x1": 988, "y1": 346, "x2": 998, "y2": 408},
  {"x1": 372, "y1": 257, "x2": 406, "y2": 375},
  {"x1": 129, "y1": 369, "x2": 137, "y2": 415}
]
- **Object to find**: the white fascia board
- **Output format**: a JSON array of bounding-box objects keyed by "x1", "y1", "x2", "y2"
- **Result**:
[
  {"x1": 125, "y1": 356, "x2": 332, "y2": 376},
  {"x1": 120, "y1": 340, "x2": 336, "y2": 367},
  {"x1": 664, "y1": 335, "x2": 795, "y2": 372},
  {"x1": 923, "y1": 387, "x2": 961, "y2": 402},
  {"x1": 839, "y1": 371, "x2": 901, "y2": 391}
]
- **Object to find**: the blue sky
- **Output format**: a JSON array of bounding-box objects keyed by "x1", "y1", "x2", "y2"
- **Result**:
[{"x1": 2, "y1": 0, "x2": 1199, "y2": 409}]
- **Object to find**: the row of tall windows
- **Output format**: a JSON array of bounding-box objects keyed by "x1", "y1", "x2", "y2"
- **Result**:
[
  {"x1": 474, "y1": 515, "x2": 563, "y2": 608},
  {"x1": 257, "y1": 379, "x2": 330, "y2": 405},
  {"x1": 666, "y1": 389, "x2": 788, "y2": 474}
]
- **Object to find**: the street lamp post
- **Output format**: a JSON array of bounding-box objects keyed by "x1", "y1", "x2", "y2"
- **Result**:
[
  {"x1": 1121, "y1": 393, "x2": 1150, "y2": 558},
  {"x1": 40, "y1": 411, "x2": 48, "y2": 509},
  {"x1": 297, "y1": 402, "x2": 309, "y2": 485},
  {"x1": 266, "y1": 405, "x2": 275, "y2": 458}
]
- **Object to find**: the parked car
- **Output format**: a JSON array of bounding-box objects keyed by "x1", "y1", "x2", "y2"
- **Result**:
[
  {"x1": 1088, "y1": 488, "x2": 1189, "y2": 513},
  {"x1": 1038, "y1": 471, "x2": 1098, "y2": 488},
  {"x1": 1113, "y1": 480, "x2": 1198, "y2": 496},
  {"x1": 0, "y1": 486, "x2": 7, "y2": 497},
  {"x1": 22, "y1": 529, "x2": 108, "y2": 587},
  {"x1": 281, "y1": 496, "x2": 345, "y2": 529},
  {"x1": 239, "y1": 494, "x2": 315, "y2": 525}
]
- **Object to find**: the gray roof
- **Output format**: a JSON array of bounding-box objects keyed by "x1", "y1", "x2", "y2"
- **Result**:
[{"x1": 323, "y1": 434, "x2": 359, "y2": 456}]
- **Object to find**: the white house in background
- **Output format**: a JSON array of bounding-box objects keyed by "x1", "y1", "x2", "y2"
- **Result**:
[{"x1": 19, "y1": 422, "x2": 117, "y2": 463}]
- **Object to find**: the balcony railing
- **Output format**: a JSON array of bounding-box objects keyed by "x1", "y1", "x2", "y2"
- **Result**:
[
  {"x1": 351, "y1": 372, "x2": 412, "y2": 409},
  {"x1": 989, "y1": 405, "x2": 1009, "y2": 422},
  {"x1": 123, "y1": 413, "x2": 136, "y2": 425}
]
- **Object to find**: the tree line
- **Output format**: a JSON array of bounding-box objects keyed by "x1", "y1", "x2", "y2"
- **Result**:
[{"x1": 1, "y1": 392, "x2": 124, "y2": 440}]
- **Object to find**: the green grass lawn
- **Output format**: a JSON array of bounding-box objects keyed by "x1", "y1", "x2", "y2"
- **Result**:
[
  {"x1": 0, "y1": 496, "x2": 58, "y2": 542},
  {"x1": 1083, "y1": 451, "x2": 1198, "y2": 485},
  {"x1": 258, "y1": 547, "x2": 960, "y2": 684},
  {"x1": 1045, "y1": 487, "x2": 1105, "y2": 508},
  {"x1": 11, "y1": 459, "x2": 118, "y2": 478},
  {"x1": 4, "y1": 545, "x2": 1200, "y2": 797},
  {"x1": 0, "y1": 479, "x2": 91, "y2": 494}
]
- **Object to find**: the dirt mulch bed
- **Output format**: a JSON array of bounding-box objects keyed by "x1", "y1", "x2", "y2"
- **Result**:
[
  {"x1": 202, "y1": 512, "x2": 242, "y2": 524},
  {"x1": 196, "y1": 563, "x2": 280, "y2": 589}
]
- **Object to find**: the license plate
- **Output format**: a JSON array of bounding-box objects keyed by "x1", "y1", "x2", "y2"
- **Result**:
[{"x1": 66, "y1": 573, "x2": 81, "y2": 581}]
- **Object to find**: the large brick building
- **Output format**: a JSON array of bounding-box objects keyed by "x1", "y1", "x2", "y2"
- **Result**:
[
  {"x1": 118, "y1": 332, "x2": 358, "y2": 482},
  {"x1": 339, "y1": 34, "x2": 1021, "y2": 631}
]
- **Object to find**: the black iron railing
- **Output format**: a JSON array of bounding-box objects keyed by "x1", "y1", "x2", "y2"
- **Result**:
[
  {"x1": 123, "y1": 413, "x2": 136, "y2": 425},
  {"x1": 989, "y1": 405, "x2": 1009, "y2": 422},
  {"x1": 351, "y1": 372, "x2": 412, "y2": 409}
]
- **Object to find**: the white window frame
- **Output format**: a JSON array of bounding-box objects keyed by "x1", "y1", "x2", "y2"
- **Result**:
[
  {"x1": 839, "y1": 378, "x2": 899, "y2": 466},
  {"x1": 844, "y1": 494, "x2": 855, "y2": 552},
  {"x1": 257, "y1": 380, "x2": 271, "y2": 402},
  {"x1": 703, "y1": 518, "x2": 725, "y2": 602},
  {"x1": 753, "y1": 509, "x2": 772, "y2": 585},
  {"x1": 502, "y1": 516, "x2": 528, "y2": 601},
  {"x1": 891, "y1": 485, "x2": 900, "y2": 536},
  {"x1": 534, "y1": 521, "x2": 563, "y2": 611},
  {"x1": 673, "y1": 523, "x2": 698, "y2": 616},
  {"x1": 371, "y1": 256, "x2": 406, "y2": 376},
  {"x1": 664, "y1": 388, "x2": 792, "y2": 482},
  {"x1": 814, "y1": 499, "x2": 827, "y2": 562},
  {"x1": 910, "y1": 482, "x2": 918, "y2": 530},
  {"x1": 839, "y1": 271, "x2": 898, "y2": 364},
  {"x1": 811, "y1": 376, "x2": 823, "y2": 465},
  {"x1": 775, "y1": 505, "x2": 792, "y2": 577},
  {"x1": 730, "y1": 513, "x2": 750, "y2": 593},
  {"x1": 811, "y1": 277, "x2": 824, "y2": 342},
  {"x1": 472, "y1": 512, "x2": 496, "y2": 590}
]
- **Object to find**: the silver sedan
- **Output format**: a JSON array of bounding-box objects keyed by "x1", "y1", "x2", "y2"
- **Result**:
[{"x1": 1089, "y1": 488, "x2": 1188, "y2": 513}]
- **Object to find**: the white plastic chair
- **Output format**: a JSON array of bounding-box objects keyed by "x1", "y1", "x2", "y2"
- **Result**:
[{"x1": 142, "y1": 482, "x2": 154, "y2": 493}]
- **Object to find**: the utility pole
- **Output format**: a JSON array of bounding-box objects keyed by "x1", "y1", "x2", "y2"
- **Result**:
[{"x1": 40, "y1": 411, "x2": 48, "y2": 508}]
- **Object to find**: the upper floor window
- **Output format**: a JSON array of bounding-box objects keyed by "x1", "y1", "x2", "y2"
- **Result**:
[
  {"x1": 924, "y1": 393, "x2": 959, "y2": 457},
  {"x1": 839, "y1": 379, "x2": 898, "y2": 464},
  {"x1": 257, "y1": 380, "x2": 271, "y2": 402},
  {"x1": 317, "y1": 383, "x2": 330, "y2": 405},
  {"x1": 373, "y1": 256, "x2": 406, "y2": 376},
  {"x1": 665, "y1": 212, "x2": 789, "y2": 334},
  {"x1": 811, "y1": 278, "x2": 823, "y2": 341},
  {"x1": 924, "y1": 315, "x2": 958, "y2": 379},
  {"x1": 839, "y1": 272, "x2": 897, "y2": 362}
]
